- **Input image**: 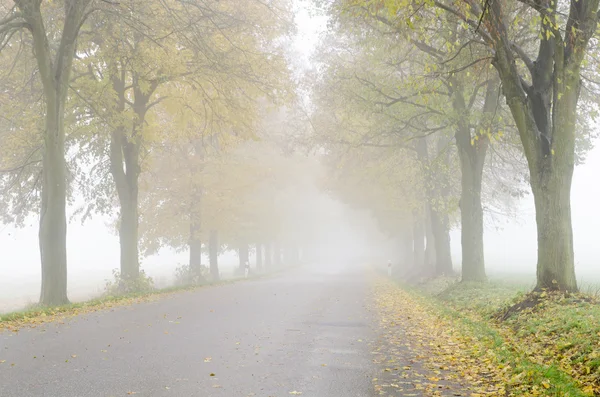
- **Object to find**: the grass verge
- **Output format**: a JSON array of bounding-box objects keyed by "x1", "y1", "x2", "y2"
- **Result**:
[
  {"x1": 0, "y1": 266, "x2": 294, "y2": 331},
  {"x1": 402, "y1": 277, "x2": 598, "y2": 396}
]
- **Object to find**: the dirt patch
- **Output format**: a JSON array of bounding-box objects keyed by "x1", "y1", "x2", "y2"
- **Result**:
[{"x1": 494, "y1": 290, "x2": 597, "y2": 322}]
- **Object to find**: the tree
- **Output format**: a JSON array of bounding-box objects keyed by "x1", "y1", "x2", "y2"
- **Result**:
[
  {"x1": 74, "y1": 0, "x2": 293, "y2": 284},
  {"x1": 483, "y1": 0, "x2": 599, "y2": 291},
  {"x1": 0, "y1": 0, "x2": 96, "y2": 305}
]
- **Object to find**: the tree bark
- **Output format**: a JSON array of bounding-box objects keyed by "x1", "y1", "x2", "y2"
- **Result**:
[
  {"x1": 118, "y1": 197, "x2": 140, "y2": 280},
  {"x1": 415, "y1": 137, "x2": 452, "y2": 277},
  {"x1": 18, "y1": 0, "x2": 91, "y2": 305},
  {"x1": 239, "y1": 243, "x2": 249, "y2": 269},
  {"x1": 451, "y1": 79, "x2": 497, "y2": 283},
  {"x1": 265, "y1": 242, "x2": 273, "y2": 270},
  {"x1": 273, "y1": 243, "x2": 281, "y2": 266},
  {"x1": 531, "y1": 167, "x2": 576, "y2": 291},
  {"x1": 209, "y1": 229, "x2": 219, "y2": 281},
  {"x1": 39, "y1": 102, "x2": 69, "y2": 306},
  {"x1": 430, "y1": 206, "x2": 453, "y2": 275},
  {"x1": 484, "y1": 0, "x2": 593, "y2": 292},
  {"x1": 400, "y1": 227, "x2": 413, "y2": 276},
  {"x1": 110, "y1": 71, "x2": 158, "y2": 282},
  {"x1": 189, "y1": 219, "x2": 202, "y2": 277},
  {"x1": 256, "y1": 244, "x2": 263, "y2": 271},
  {"x1": 424, "y1": 207, "x2": 436, "y2": 273},
  {"x1": 412, "y1": 211, "x2": 425, "y2": 271},
  {"x1": 110, "y1": 125, "x2": 141, "y2": 280}
]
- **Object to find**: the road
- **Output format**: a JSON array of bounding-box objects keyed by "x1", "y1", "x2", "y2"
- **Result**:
[{"x1": 0, "y1": 263, "x2": 378, "y2": 397}]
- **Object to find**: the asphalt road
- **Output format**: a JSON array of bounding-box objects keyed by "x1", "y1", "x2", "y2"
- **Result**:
[{"x1": 0, "y1": 263, "x2": 378, "y2": 397}]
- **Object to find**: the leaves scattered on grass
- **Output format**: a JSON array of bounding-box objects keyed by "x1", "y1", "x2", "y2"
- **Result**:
[
  {"x1": 371, "y1": 278, "x2": 506, "y2": 396},
  {"x1": 0, "y1": 294, "x2": 163, "y2": 332},
  {"x1": 0, "y1": 274, "x2": 261, "y2": 332},
  {"x1": 495, "y1": 291, "x2": 600, "y2": 395},
  {"x1": 419, "y1": 277, "x2": 594, "y2": 396}
]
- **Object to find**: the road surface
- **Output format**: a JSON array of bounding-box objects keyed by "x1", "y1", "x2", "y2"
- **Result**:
[{"x1": 0, "y1": 263, "x2": 378, "y2": 397}]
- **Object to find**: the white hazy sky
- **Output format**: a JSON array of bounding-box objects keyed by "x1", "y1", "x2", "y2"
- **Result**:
[{"x1": 2, "y1": 2, "x2": 600, "y2": 310}]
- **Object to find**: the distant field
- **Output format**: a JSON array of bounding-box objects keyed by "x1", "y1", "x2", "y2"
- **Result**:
[{"x1": 0, "y1": 262, "x2": 240, "y2": 314}]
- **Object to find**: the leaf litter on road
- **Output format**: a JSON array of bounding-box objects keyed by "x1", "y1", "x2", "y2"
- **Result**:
[{"x1": 371, "y1": 277, "x2": 506, "y2": 396}]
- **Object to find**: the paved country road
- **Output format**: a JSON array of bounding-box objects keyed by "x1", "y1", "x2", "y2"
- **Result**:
[{"x1": 0, "y1": 263, "x2": 378, "y2": 397}]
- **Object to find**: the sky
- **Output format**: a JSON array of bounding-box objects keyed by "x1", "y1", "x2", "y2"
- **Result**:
[{"x1": 2, "y1": 1, "x2": 600, "y2": 310}]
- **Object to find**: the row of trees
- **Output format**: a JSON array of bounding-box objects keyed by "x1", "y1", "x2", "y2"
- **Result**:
[
  {"x1": 310, "y1": 0, "x2": 600, "y2": 292},
  {"x1": 0, "y1": 0, "x2": 313, "y2": 305}
]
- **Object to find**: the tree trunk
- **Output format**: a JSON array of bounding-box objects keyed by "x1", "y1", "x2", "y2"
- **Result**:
[
  {"x1": 415, "y1": 136, "x2": 452, "y2": 279},
  {"x1": 256, "y1": 244, "x2": 263, "y2": 271},
  {"x1": 265, "y1": 243, "x2": 273, "y2": 270},
  {"x1": 273, "y1": 243, "x2": 281, "y2": 266},
  {"x1": 430, "y1": 207, "x2": 453, "y2": 276},
  {"x1": 484, "y1": 0, "x2": 589, "y2": 292},
  {"x1": 531, "y1": 166, "x2": 576, "y2": 291},
  {"x1": 399, "y1": 227, "x2": 413, "y2": 277},
  {"x1": 424, "y1": 207, "x2": 436, "y2": 274},
  {"x1": 209, "y1": 229, "x2": 219, "y2": 281},
  {"x1": 457, "y1": 153, "x2": 486, "y2": 282},
  {"x1": 110, "y1": 70, "x2": 157, "y2": 283},
  {"x1": 111, "y1": 131, "x2": 141, "y2": 281},
  {"x1": 119, "y1": 197, "x2": 140, "y2": 280},
  {"x1": 412, "y1": 212, "x2": 425, "y2": 271},
  {"x1": 22, "y1": 0, "x2": 91, "y2": 305},
  {"x1": 39, "y1": 100, "x2": 69, "y2": 306},
  {"x1": 189, "y1": 219, "x2": 202, "y2": 278},
  {"x1": 239, "y1": 243, "x2": 249, "y2": 269},
  {"x1": 451, "y1": 79, "x2": 496, "y2": 283},
  {"x1": 529, "y1": 77, "x2": 578, "y2": 292}
]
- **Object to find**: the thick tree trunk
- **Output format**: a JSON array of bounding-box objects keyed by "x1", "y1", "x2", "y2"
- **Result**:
[
  {"x1": 110, "y1": 71, "x2": 157, "y2": 283},
  {"x1": 24, "y1": 0, "x2": 91, "y2": 305},
  {"x1": 412, "y1": 212, "x2": 425, "y2": 271},
  {"x1": 458, "y1": 162, "x2": 486, "y2": 282},
  {"x1": 430, "y1": 206, "x2": 453, "y2": 276},
  {"x1": 111, "y1": 132, "x2": 141, "y2": 281},
  {"x1": 452, "y1": 80, "x2": 496, "y2": 283},
  {"x1": 529, "y1": 80, "x2": 578, "y2": 292},
  {"x1": 209, "y1": 230, "x2": 219, "y2": 281},
  {"x1": 531, "y1": 168, "x2": 576, "y2": 291},
  {"x1": 119, "y1": 197, "x2": 140, "y2": 280},
  {"x1": 256, "y1": 244, "x2": 263, "y2": 271},
  {"x1": 484, "y1": 0, "x2": 590, "y2": 292},
  {"x1": 39, "y1": 102, "x2": 69, "y2": 306}
]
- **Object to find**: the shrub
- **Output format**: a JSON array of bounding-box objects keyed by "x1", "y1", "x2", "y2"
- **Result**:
[
  {"x1": 173, "y1": 264, "x2": 208, "y2": 287},
  {"x1": 104, "y1": 268, "x2": 155, "y2": 296}
]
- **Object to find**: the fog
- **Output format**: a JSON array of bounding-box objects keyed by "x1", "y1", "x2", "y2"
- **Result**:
[
  {"x1": 1, "y1": 0, "x2": 600, "y2": 316},
  {"x1": 2, "y1": 138, "x2": 600, "y2": 312},
  {"x1": 0, "y1": 186, "x2": 392, "y2": 312}
]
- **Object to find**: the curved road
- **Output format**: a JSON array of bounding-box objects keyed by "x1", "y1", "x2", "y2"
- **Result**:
[{"x1": 0, "y1": 263, "x2": 378, "y2": 396}]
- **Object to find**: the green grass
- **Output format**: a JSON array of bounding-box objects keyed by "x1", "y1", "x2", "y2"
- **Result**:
[{"x1": 404, "y1": 277, "x2": 597, "y2": 396}]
